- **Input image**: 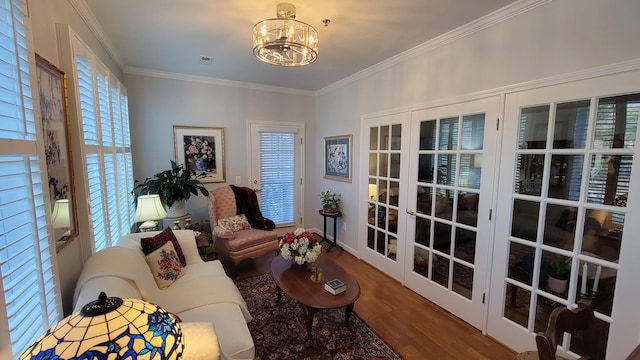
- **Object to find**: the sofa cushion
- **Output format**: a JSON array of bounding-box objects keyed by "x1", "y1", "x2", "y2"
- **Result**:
[
  {"x1": 219, "y1": 214, "x2": 251, "y2": 232},
  {"x1": 145, "y1": 241, "x2": 184, "y2": 289},
  {"x1": 180, "y1": 322, "x2": 220, "y2": 360},
  {"x1": 142, "y1": 227, "x2": 187, "y2": 266}
]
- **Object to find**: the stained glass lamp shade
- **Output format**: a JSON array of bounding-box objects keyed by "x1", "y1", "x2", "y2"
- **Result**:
[{"x1": 20, "y1": 292, "x2": 183, "y2": 359}]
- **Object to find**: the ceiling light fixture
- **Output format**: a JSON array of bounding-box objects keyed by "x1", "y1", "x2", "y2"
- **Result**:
[{"x1": 252, "y1": 3, "x2": 318, "y2": 67}]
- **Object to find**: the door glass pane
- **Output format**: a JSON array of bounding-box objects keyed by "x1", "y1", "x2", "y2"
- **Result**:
[
  {"x1": 418, "y1": 154, "x2": 435, "y2": 183},
  {"x1": 554, "y1": 100, "x2": 590, "y2": 149},
  {"x1": 415, "y1": 216, "x2": 431, "y2": 247},
  {"x1": 453, "y1": 262, "x2": 473, "y2": 300},
  {"x1": 434, "y1": 221, "x2": 451, "y2": 253},
  {"x1": 379, "y1": 153, "x2": 388, "y2": 177},
  {"x1": 380, "y1": 125, "x2": 389, "y2": 150},
  {"x1": 511, "y1": 199, "x2": 540, "y2": 242},
  {"x1": 455, "y1": 228, "x2": 476, "y2": 264},
  {"x1": 391, "y1": 124, "x2": 402, "y2": 150},
  {"x1": 439, "y1": 117, "x2": 458, "y2": 150},
  {"x1": 435, "y1": 188, "x2": 453, "y2": 220},
  {"x1": 582, "y1": 209, "x2": 622, "y2": 262},
  {"x1": 389, "y1": 181, "x2": 399, "y2": 207},
  {"x1": 519, "y1": 105, "x2": 550, "y2": 149},
  {"x1": 369, "y1": 153, "x2": 377, "y2": 176},
  {"x1": 542, "y1": 204, "x2": 577, "y2": 251},
  {"x1": 390, "y1": 153, "x2": 400, "y2": 178},
  {"x1": 417, "y1": 186, "x2": 432, "y2": 215},
  {"x1": 459, "y1": 154, "x2": 482, "y2": 189},
  {"x1": 387, "y1": 236, "x2": 397, "y2": 260},
  {"x1": 437, "y1": 154, "x2": 456, "y2": 185},
  {"x1": 548, "y1": 155, "x2": 583, "y2": 201},
  {"x1": 462, "y1": 114, "x2": 484, "y2": 150},
  {"x1": 515, "y1": 154, "x2": 545, "y2": 196},
  {"x1": 370, "y1": 127, "x2": 379, "y2": 150},
  {"x1": 541, "y1": 250, "x2": 571, "y2": 299},
  {"x1": 420, "y1": 120, "x2": 436, "y2": 150},
  {"x1": 593, "y1": 94, "x2": 639, "y2": 149},
  {"x1": 432, "y1": 256, "x2": 450, "y2": 288},
  {"x1": 587, "y1": 154, "x2": 633, "y2": 206},
  {"x1": 504, "y1": 282, "x2": 531, "y2": 329},
  {"x1": 378, "y1": 179, "x2": 388, "y2": 204},
  {"x1": 507, "y1": 241, "x2": 535, "y2": 286},
  {"x1": 414, "y1": 245, "x2": 429, "y2": 277},
  {"x1": 457, "y1": 192, "x2": 479, "y2": 227}
]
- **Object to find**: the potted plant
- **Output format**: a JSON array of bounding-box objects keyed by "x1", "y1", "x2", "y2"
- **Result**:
[
  {"x1": 133, "y1": 160, "x2": 209, "y2": 217},
  {"x1": 548, "y1": 254, "x2": 570, "y2": 293},
  {"x1": 320, "y1": 191, "x2": 340, "y2": 214}
]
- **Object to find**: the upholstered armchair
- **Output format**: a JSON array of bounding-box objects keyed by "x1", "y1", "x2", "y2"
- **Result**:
[{"x1": 208, "y1": 186, "x2": 279, "y2": 275}]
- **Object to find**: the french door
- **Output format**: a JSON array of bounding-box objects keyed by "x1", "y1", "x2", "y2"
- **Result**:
[
  {"x1": 360, "y1": 97, "x2": 499, "y2": 328},
  {"x1": 487, "y1": 71, "x2": 640, "y2": 359},
  {"x1": 403, "y1": 97, "x2": 499, "y2": 329}
]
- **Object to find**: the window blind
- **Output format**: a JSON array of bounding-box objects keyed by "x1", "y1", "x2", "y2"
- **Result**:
[
  {"x1": 0, "y1": 1, "x2": 62, "y2": 357},
  {"x1": 259, "y1": 131, "x2": 296, "y2": 226}
]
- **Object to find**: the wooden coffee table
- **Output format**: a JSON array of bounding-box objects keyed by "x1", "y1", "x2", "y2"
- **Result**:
[{"x1": 270, "y1": 255, "x2": 361, "y2": 343}]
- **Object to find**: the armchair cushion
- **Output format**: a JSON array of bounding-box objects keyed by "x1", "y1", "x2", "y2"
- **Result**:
[
  {"x1": 219, "y1": 214, "x2": 250, "y2": 232},
  {"x1": 213, "y1": 225, "x2": 234, "y2": 239},
  {"x1": 141, "y1": 227, "x2": 187, "y2": 266},
  {"x1": 145, "y1": 241, "x2": 184, "y2": 289}
]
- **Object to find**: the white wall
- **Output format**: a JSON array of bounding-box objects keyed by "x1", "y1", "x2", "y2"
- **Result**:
[{"x1": 124, "y1": 73, "x2": 317, "y2": 223}]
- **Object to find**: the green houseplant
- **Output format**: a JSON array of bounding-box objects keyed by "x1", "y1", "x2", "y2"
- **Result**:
[
  {"x1": 133, "y1": 160, "x2": 209, "y2": 212},
  {"x1": 320, "y1": 191, "x2": 340, "y2": 214},
  {"x1": 548, "y1": 254, "x2": 570, "y2": 293}
]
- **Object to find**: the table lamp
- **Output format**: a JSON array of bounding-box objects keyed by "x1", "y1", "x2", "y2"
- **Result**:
[
  {"x1": 134, "y1": 194, "x2": 168, "y2": 232},
  {"x1": 51, "y1": 199, "x2": 71, "y2": 235},
  {"x1": 20, "y1": 292, "x2": 183, "y2": 359},
  {"x1": 368, "y1": 184, "x2": 377, "y2": 200}
]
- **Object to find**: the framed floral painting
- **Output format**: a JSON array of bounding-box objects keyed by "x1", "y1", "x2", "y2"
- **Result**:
[
  {"x1": 173, "y1": 126, "x2": 225, "y2": 183},
  {"x1": 323, "y1": 134, "x2": 352, "y2": 182}
]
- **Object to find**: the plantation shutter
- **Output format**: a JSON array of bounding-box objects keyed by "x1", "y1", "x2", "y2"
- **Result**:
[
  {"x1": 66, "y1": 29, "x2": 134, "y2": 252},
  {"x1": 0, "y1": 0, "x2": 62, "y2": 357},
  {"x1": 259, "y1": 131, "x2": 296, "y2": 226}
]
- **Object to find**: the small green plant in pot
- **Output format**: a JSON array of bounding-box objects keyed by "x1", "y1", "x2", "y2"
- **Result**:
[
  {"x1": 548, "y1": 254, "x2": 570, "y2": 293},
  {"x1": 133, "y1": 160, "x2": 209, "y2": 216},
  {"x1": 320, "y1": 191, "x2": 340, "y2": 214}
]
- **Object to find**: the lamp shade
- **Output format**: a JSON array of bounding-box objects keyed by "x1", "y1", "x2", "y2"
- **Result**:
[
  {"x1": 20, "y1": 292, "x2": 183, "y2": 359},
  {"x1": 51, "y1": 199, "x2": 70, "y2": 229},
  {"x1": 134, "y1": 194, "x2": 168, "y2": 222}
]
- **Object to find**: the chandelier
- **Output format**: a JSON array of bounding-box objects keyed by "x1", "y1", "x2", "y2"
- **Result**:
[{"x1": 252, "y1": 3, "x2": 318, "y2": 66}]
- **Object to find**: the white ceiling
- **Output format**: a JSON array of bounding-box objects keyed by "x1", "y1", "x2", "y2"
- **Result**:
[{"x1": 82, "y1": 0, "x2": 519, "y2": 92}]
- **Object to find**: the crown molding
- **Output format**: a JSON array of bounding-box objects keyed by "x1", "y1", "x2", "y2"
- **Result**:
[
  {"x1": 123, "y1": 67, "x2": 315, "y2": 97},
  {"x1": 316, "y1": 0, "x2": 551, "y2": 96},
  {"x1": 66, "y1": 0, "x2": 123, "y2": 68}
]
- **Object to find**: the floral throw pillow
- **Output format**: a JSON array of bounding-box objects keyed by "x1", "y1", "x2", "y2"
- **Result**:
[
  {"x1": 218, "y1": 214, "x2": 251, "y2": 232},
  {"x1": 141, "y1": 227, "x2": 187, "y2": 267},
  {"x1": 145, "y1": 241, "x2": 184, "y2": 289}
]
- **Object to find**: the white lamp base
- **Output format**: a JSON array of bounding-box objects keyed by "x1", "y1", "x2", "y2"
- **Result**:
[{"x1": 139, "y1": 220, "x2": 158, "y2": 232}]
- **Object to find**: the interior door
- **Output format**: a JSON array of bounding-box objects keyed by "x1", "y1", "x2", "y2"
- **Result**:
[
  {"x1": 360, "y1": 112, "x2": 410, "y2": 282},
  {"x1": 402, "y1": 97, "x2": 500, "y2": 329},
  {"x1": 487, "y1": 73, "x2": 640, "y2": 358}
]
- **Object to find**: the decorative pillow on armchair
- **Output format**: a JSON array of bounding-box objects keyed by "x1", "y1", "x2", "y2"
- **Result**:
[
  {"x1": 145, "y1": 241, "x2": 184, "y2": 289},
  {"x1": 218, "y1": 214, "x2": 251, "y2": 232},
  {"x1": 141, "y1": 227, "x2": 187, "y2": 266}
]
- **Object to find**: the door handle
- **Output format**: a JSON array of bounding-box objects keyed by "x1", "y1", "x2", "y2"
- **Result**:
[{"x1": 406, "y1": 209, "x2": 416, "y2": 215}]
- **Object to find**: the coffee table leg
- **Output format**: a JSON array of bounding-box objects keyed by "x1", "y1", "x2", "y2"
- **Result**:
[
  {"x1": 345, "y1": 303, "x2": 355, "y2": 330},
  {"x1": 305, "y1": 306, "x2": 319, "y2": 343}
]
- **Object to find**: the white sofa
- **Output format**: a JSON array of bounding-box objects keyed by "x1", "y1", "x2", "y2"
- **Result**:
[{"x1": 73, "y1": 230, "x2": 255, "y2": 360}]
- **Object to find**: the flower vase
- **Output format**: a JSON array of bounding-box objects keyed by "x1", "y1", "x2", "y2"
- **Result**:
[{"x1": 195, "y1": 159, "x2": 207, "y2": 171}]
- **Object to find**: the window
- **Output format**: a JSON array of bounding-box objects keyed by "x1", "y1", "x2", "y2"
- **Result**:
[
  {"x1": 0, "y1": 0, "x2": 62, "y2": 357},
  {"x1": 59, "y1": 26, "x2": 135, "y2": 252}
]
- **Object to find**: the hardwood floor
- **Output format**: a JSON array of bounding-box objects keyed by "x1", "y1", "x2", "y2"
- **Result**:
[{"x1": 225, "y1": 241, "x2": 517, "y2": 360}]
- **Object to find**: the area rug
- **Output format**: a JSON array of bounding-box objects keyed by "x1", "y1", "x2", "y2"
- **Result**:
[{"x1": 235, "y1": 274, "x2": 401, "y2": 360}]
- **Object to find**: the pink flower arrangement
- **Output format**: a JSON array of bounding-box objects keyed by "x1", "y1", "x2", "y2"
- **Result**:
[{"x1": 279, "y1": 228, "x2": 321, "y2": 265}]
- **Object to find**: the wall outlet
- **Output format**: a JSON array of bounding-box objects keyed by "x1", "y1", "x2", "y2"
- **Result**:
[{"x1": 235, "y1": 176, "x2": 241, "y2": 185}]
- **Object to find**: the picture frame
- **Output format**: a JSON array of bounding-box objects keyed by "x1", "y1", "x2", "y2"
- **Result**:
[
  {"x1": 323, "y1": 134, "x2": 352, "y2": 182},
  {"x1": 36, "y1": 53, "x2": 78, "y2": 251},
  {"x1": 173, "y1": 126, "x2": 225, "y2": 183}
]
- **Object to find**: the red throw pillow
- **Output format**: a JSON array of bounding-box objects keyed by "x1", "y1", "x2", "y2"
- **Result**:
[{"x1": 141, "y1": 227, "x2": 187, "y2": 267}]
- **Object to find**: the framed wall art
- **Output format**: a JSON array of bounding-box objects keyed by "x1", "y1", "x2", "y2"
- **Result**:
[
  {"x1": 173, "y1": 126, "x2": 225, "y2": 183},
  {"x1": 323, "y1": 134, "x2": 352, "y2": 182},
  {"x1": 36, "y1": 53, "x2": 78, "y2": 250}
]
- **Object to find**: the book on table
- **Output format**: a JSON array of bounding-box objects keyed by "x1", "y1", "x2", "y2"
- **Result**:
[{"x1": 324, "y1": 278, "x2": 346, "y2": 295}]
